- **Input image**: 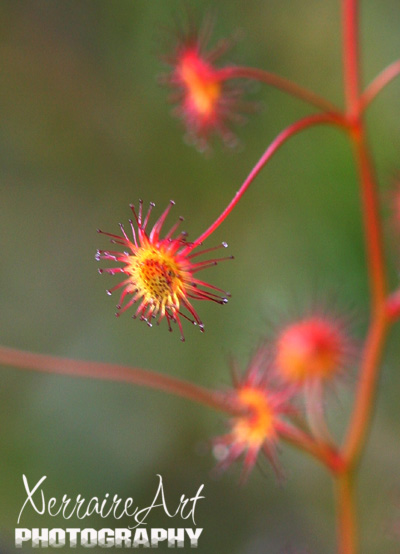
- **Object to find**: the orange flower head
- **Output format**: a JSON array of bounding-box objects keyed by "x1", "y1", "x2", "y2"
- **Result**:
[
  {"x1": 213, "y1": 348, "x2": 293, "y2": 480},
  {"x1": 161, "y1": 19, "x2": 249, "y2": 151},
  {"x1": 274, "y1": 316, "x2": 350, "y2": 386},
  {"x1": 96, "y1": 200, "x2": 231, "y2": 341}
]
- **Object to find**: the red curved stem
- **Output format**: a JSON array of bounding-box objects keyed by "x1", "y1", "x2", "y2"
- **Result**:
[
  {"x1": 0, "y1": 345, "x2": 237, "y2": 416},
  {"x1": 0, "y1": 344, "x2": 340, "y2": 472},
  {"x1": 342, "y1": 310, "x2": 389, "y2": 467},
  {"x1": 350, "y1": 129, "x2": 387, "y2": 310},
  {"x1": 360, "y1": 59, "x2": 400, "y2": 111},
  {"x1": 339, "y1": 129, "x2": 389, "y2": 471},
  {"x1": 219, "y1": 65, "x2": 341, "y2": 114},
  {"x1": 280, "y1": 424, "x2": 345, "y2": 474},
  {"x1": 335, "y1": 3, "x2": 394, "y2": 553},
  {"x1": 184, "y1": 112, "x2": 346, "y2": 254}
]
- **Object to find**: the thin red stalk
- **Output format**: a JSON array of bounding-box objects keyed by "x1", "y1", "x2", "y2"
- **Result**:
[
  {"x1": 334, "y1": 3, "x2": 389, "y2": 553},
  {"x1": 0, "y1": 345, "x2": 338, "y2": 467},
  {"x1": 342, "y1": 311, "x2": 389, "y2": 466},
  {"x1": 183, "y1": 112, "x2": 346, "y2": 254},
  {"x1": 342, "y1": 0, "x2": 360, "y2": 116},
  {"x1": 340, "y1": 0, "x2": 389, "y2": 472},
  {"x1": 0, "y1": 346, "x2": 238, "y2": 416},
  {"x1": 335, "y1": 473, "x2": 358, "y2": 554},
  {"x1": 219, "y1": 65, "x2": 341, "y2": 114},
  {"x1": 351, "y1": 128, "x2": 387, "y2": 312},
  {"x1": 336, "y1": 129, "x2": 389, "y2": 533},
  {"x1": 360, "y1": 59, "x2": 400, "y2": 112},
  {"x1": 280, "y1": 424, "x2": 345, "y2": 474}
]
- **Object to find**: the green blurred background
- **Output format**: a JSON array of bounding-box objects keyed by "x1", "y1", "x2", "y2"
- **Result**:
[{"x1": 1, "y1": 0, "x2": 400, "y2": 552}]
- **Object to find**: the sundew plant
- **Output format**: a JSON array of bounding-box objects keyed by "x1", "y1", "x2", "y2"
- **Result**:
[{"x1": 1, "y1": 1, "x2": 400, "y2": 553}]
